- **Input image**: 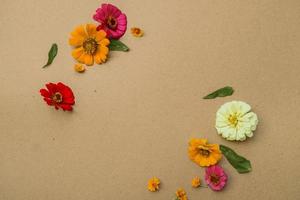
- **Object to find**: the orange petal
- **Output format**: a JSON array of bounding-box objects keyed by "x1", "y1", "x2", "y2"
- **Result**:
[
  {"x1": 69, "y1": 37, "x2": 84, "y2": 47},
  {"x1": 71, "y1": 47, "x2": 84, "y2": 59},
  {"x1": 99, "y1": 38, "x2": 110, "y2": 46},
  {"x1": 94, "y1": 50, "x2": 107, "y2": 64},
  {"x1": 100, "y1": 46, "x2": 109, "y2": 55},
  {"x1": 95, "y1": 30, "x2": 107, "y2": 42},
  {"x1": 84, "y1": 54, "x2": 94, "y2": 66},
  {"x1": 71, "y1": 25, "x2": 87, "y2": 38},
  {"x1": 77, "y1": 53, "x2": 87, "y2": 64},
  {"x1": 85, "y1": 24, "x2": 97, "y2": 37}
]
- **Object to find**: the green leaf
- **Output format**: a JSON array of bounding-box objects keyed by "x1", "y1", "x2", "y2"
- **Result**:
[
  {"x1": 203, "y1": 86, "x2": 234, "y2": 99},
  {"x1": 43, "y1": 43, "x2": 58, "y2": 68},
  {"x1": 220, "y1": 145, "x2": 252, "y2": 173},
  {"x1": 108, "y1": 39, "x2": 129, "y2": 52}
]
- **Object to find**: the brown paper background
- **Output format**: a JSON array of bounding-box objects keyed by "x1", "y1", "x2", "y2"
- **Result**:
[{"x1": 1, "y1": 0, "x2": 300, "y2": 199}]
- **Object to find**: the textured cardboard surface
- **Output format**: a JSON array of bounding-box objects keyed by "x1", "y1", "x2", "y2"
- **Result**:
[{"x1": 0, "y1": 0, "x2": 300, "y2": 199}]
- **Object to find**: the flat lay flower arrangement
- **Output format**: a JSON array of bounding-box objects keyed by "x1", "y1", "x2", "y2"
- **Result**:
[{"x1": 39, "y1": 3, "x2": 258, "y2": 199}]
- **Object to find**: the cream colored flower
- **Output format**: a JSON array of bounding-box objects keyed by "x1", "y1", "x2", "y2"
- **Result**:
[{"x1": 215, "y1": 101, "x2": 258, "y2": 141}]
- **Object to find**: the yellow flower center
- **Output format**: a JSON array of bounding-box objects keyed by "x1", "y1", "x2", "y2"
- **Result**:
[
  {"x1": 228, "y1": 114, "x2": 239, "y2": 127},
  {"x1": 83, "y1": 38, "x2": 98, "y2": 55},
  {"x1": 52, "y1": 92, "x2": 63, "y2": 103},
  {"x1": 210, "y1": 173, "x2": 220, "y2": 184},
  {"x1": 107, "y1": 16, "x2": 117, "y2": 29}
]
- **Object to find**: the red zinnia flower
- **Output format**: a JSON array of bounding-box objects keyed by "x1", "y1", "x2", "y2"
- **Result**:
[{"x1": 39, "y1": 82, "x2": 75, "y2": 111}]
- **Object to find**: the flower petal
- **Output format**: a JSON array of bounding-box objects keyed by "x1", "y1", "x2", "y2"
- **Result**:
[
  {"x1": 59, "y1": 104, "x2": 73, "y2": 111},
  {"x1": 71, "y1": 25, "x2": 87, "y2": 38},
  {"x1": 43, "y1": 97, "x2": 53, "y2": 105},
  {"x1": 40, "y1": 89, "x2": 50, "y2": 98},
  {"x1": 99, "y1": 38, "x2": 110, "y2": 46},
  {"x1": 72, "y1": 47, "x2": 84, "y2": 59},
  {"x1": 84, "y1": 54, "x2": 94, "y2": 66},
  {"x1": 46, "y1": 83, "x2": 57, "y2": 94},
  {"x1": 95, "y1": 30, "x2": 107, "y2": 42},
  {"x1": 94, "y1": 49, "x2": 107, "y2": 64},
  {"x1": 85, "y1": 24, "x2": 97, "y2": 37},
  {"x1": 69, "y1": 37, "x2": 84, "y2": 47},
  {"x1": 100, "y1": 46, "x2": 109, "y2": 55}
]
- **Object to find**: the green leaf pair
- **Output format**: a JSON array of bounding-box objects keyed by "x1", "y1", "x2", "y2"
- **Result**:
[
  {"x1": 220, "y1": 145, "x2": 252, "y2": 173},
  {"x1": 203, "y1": 86, "x2": 234, "y2": 99}
]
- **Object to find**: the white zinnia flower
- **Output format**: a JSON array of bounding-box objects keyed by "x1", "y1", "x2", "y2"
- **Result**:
[{"x1": 215, "y1": 101, "x2": 258, "y2": 141}]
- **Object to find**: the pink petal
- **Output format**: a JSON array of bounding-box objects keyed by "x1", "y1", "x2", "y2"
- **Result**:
[
  {"x1": 107, "y1": 4, "x2": 116, "y2": 13},
  {"x1": 97, "y1": 10, "x2": 107, "y2": 21},
  {"x1": 117, "y1": 24, "x2": 127, "y2": 31},
  {"x1": 112, "y1": 9, "x2": 121, "y2": 18},
  {"x1": 109, "y1": 5, "x2": 121, "y2": 17},
  {"x1": 109, "y1": 30, "x2": 120, "y2": 39},
  {"x1": 116, "y1": 30, "x2": 126, "y2": 38},
  {"x1": 117, "y1": 14, "x2": 127, "y2": 21},
  {"x1": 101, "y1": 4, "x2": 110, "y2": 17}
]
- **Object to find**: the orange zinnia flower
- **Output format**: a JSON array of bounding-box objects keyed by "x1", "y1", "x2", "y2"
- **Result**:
[
  {"x1": 175, "y1": 188, "x2": 188, "y2": 200},
  {"x1": 191, "y1": 176, "x2": 201, "y2": 188},
  {"x1": 131, "y1": 27, "x2": 144, "y2": 37},
  {"x1": 69, "y1": 24, "x2": 110, "y2": 66},
  {"x1": 147, "y1": 177, "x2": 160, "y2": 192},
  {"x1": 188, "y1": 138, "x2": 222, "y2": 167}
]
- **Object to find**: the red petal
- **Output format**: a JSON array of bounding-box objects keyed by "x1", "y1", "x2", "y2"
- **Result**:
[
  {"x1": 43, "y1": 98, "x2": 53, "y2": 105},
  {"x1": 46, "y1": 83, "x2": 57, "y2": 94},
  {"x1": 57, "y1": 82, "x2": 75, "y2": 99},
  {"x1": 60, "y1": 104, "x2": 73, "y2": 111},
  {"x1": 40, "y1": 89, "x2": 50, "y2": 98},
  {"x1": 63, "y1": 97, "x2": 75, "y2": 105}
]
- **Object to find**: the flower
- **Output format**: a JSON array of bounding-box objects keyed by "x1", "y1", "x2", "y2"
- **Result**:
[
  {"x1": 205, "y1": 165, "x2": 227, "y2": 191},
  {"x1": 74, "y1": 63, "x2": 85, "y2": 73},
  {"x1": 40, "y1": 82, "x2": 75, "y2": 111},
  {"x1": 147, "y1": 177, "x2": 160, "y2": 192},
  {"x1": 188, "y1": 139, "x2": 222, "y2": 167},
  {"x1": 93, "y1": 3, "x2": 127, "y2": 39},
  {"x1": 131, "y1": 27, "x2": 144, "y2": 37},
  {"x1": 191, "y1": 176, "x2": 201, "y2": 188},
  {"x1": 215, "y1": 101, "x2": 258, "y2": 141},
  {"x1": 69, "y1": 24, "x2": 110, "y2": 66},
  {"x1": 175, "y1": 188, "x2": 188, "y2": 200}
]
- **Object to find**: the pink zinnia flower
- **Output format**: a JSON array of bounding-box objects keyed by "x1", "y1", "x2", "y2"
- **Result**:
[
  {"x1": 93, "y1": 3, "x2": 127, "y2": 39},
  {"x1": 205, "y1": 165, "x2": 228, "y2": 191}
]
